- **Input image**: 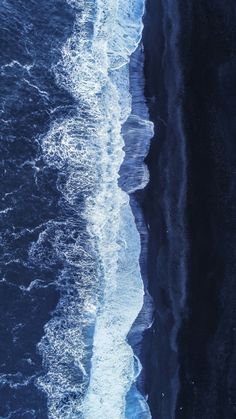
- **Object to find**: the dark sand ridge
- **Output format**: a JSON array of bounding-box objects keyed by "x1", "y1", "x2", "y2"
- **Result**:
[{"x1": 141, "y1": 0, "x2": 236, "y2": 418}]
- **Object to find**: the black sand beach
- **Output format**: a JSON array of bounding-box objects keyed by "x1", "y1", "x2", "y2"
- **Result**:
[{"x1": 141, "y1": 1, "x2": 236, "y2": 418}]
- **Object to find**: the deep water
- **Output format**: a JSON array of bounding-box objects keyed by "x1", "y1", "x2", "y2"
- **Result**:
[{"x1": 0, "y1": 1, "x2": 76, "y2": 417}]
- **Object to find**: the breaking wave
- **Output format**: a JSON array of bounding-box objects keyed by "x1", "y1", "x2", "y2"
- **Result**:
[{"x1": 33, "y1": 0, "x2": 153, "y2": 417}]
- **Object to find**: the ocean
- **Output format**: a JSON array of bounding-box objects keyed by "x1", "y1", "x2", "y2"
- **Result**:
[
  {"x1": 1, "y1": 0, "x2": 236, "y2": 418},
  {"x1": 0, "y1": 0, "x2": 153, "y2": 418}
]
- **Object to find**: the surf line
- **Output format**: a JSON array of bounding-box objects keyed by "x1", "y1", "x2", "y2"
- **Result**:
[
  {"x1": 81, "y1": 0, "x2": 154, "y2": 418},
  {"x1": 36, "y1": 0, "x2": 154, "y2": 418}
]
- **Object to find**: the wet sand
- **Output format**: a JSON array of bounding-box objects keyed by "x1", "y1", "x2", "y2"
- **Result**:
[{"x1": 141, "y1": 1, "x2": 236, "y2": 418}]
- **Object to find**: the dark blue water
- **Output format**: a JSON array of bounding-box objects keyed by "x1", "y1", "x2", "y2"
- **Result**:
[
  {"x1": 0, "y1": 1, "x2": 153, "y2": 417},
  {"x1": 0, "y1": 1, "x2": 76, "y2": 416}
]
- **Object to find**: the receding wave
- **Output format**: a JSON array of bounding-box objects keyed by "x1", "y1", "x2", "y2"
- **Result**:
[{"x1": 34, "y1": 0, "x2": 153, "y2": 418}]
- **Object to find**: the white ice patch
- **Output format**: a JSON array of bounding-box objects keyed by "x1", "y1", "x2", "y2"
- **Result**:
[{"x1": 35, "y1": 0, "x2": 153, "y2": 418}]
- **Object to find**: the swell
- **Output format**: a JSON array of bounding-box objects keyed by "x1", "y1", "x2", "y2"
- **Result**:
[{"x1": 34, "y1": 0, "x2": 153, "y2": 418}]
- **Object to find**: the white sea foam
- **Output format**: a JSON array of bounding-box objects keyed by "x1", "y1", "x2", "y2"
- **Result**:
[{"x1": 35, "y1": 0, "x2": 153, "y2": 418}]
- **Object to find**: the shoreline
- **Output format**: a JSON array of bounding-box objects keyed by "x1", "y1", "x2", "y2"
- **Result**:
[
  {"x1": 140, "y1": 0, "x2": 187, "y2": 417},
  {"x1": 119, "y1": 41, "x2": 154, "y2": 417}
]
